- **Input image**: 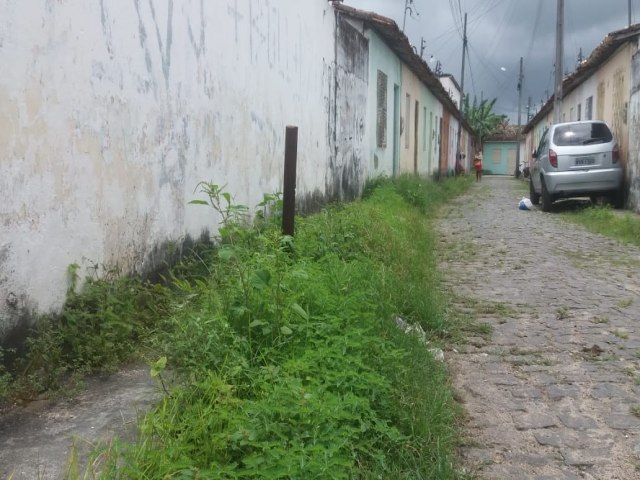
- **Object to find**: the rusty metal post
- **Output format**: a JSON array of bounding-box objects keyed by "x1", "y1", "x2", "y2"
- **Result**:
[{"x1": 282, "y1": 126, "x2": 298, "y2": 236}]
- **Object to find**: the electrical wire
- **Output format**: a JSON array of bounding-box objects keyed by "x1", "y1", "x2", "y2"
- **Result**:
[{"x1": 524, "y1": 1, "x2": 543, "y2": 67}]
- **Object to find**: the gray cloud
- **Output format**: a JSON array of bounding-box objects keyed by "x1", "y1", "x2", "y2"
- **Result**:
[{"x1": 344, "y1": 0, "x2": 636, "y2": 122}]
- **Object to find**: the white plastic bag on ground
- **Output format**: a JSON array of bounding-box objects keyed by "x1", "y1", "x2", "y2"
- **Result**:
[{"x1": 518, "y1": 197, "x2": 533, "y2": 210}]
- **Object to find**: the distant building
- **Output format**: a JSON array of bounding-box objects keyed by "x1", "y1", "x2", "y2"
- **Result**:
[
  {"x1": 334, "y1": 4, "x2": 476, "y2": 178},
  {"x1": 483, "y1": 124, "x2": 525, "y2": 176},
  {"x1": 437, "y1": 74, "x2": 462, "y2": 108}
]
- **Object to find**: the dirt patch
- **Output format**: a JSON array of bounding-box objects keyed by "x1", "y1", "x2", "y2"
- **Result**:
[{"x1": 0, "y1": 365, "x2": 159, "y2": 479}]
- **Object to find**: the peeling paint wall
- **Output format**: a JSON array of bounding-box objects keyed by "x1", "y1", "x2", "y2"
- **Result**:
[
  {"x1": 0, "y1": 0, "x2": 359, "y2": 345},
  {"x1": 629, "y1": 50, "x2": 640, "y2": 211},
  {"x1": 595, "y1": 44, "x2": 633, "y2": 165},
  {"x1": 329, "y1": 15, "x2": 369, "y2": 202},
  {"x1": 365, "y1": 31, "x2": 402, "y2": 177}
]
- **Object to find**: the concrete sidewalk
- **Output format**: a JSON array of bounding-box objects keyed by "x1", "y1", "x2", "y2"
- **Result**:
[{"x1": 0, "y1": 365, "x2": 159, "y2": 479}]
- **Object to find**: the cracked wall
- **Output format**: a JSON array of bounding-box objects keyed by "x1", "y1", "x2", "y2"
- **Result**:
[
  {"x1": 0, "y1": 0, "x2": 360, "y2": 346},
  {"x1": 629, "y1": 50, "x2": 640, "y2": 211}
]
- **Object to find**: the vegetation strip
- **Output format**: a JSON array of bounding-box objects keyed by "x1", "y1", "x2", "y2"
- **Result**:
[
  {"x1": 2, "y1": 176, "x2": 472, "y2": 479},
  {"x1": 561, "y1": 204, "x2": 640, "y2": 247}
]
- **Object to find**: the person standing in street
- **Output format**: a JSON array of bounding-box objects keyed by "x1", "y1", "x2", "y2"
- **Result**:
[{"x1": 473, "y1": 152, "x2": 483, "y2": 181}]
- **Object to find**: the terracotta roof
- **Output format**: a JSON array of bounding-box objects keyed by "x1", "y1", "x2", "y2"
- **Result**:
[
  {"x1": 485, "y1": 124, "x2": 524, "y2": 142},
  {"x1": 523, "y1": 23, "x2": 640, "y2": 133},
  {"x1": 333, "y1": 2, "x2": 475, "y2": 136}
]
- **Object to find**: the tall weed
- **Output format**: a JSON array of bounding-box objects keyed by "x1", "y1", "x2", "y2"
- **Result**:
[{"x1": 99, "y1": 176, "x2": 470, "y2": 479}]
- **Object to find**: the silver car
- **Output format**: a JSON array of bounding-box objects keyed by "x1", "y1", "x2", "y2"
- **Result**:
[{"x1": 530, "y1": 121, "x2": 623, "y2": 212}]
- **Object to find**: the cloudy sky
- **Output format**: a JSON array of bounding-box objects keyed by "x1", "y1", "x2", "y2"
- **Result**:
[{"x1": 344, "y1": 0, "x2": 636, "y2": 123}]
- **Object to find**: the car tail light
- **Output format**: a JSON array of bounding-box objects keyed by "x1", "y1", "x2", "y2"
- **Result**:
[
  {"x1": 612, "y1": 144, "x2": 619, "y2": 163},
  {"x1": 549, "y1": 149, "x2": 558, "y2": 168}
]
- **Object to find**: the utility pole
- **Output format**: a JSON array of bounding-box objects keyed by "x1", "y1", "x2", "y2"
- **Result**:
[
  {"x1": 527, "y1": 95, "x2": 532, "y2": 121},
  {"x1": 420, "y1": 38, "x2": 426, "y2": 58},
  {"x1": 629, "y1": 0, "x2": 632, "y2": 27},
  {"x1": 515, "y1": 56, "x2": 523, "y2": 178},
  {"x1": 456, "y1": 13, "x2": 467, "y2": 164},
  {"x1": 403, "y1": 0, "x2": 418, "y2": 32},
  {"x1": 553, "y1": 0, "x2": 564, "y2": 123}
]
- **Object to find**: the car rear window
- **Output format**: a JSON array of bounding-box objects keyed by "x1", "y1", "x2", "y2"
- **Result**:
[{"x1": 553, "y1": 123, "x2": 613, "y2": 146}]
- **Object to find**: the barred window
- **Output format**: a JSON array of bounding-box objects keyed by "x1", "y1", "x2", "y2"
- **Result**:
[{"x1": 376, "y1": 70, "x2": 388, "y2": 148}]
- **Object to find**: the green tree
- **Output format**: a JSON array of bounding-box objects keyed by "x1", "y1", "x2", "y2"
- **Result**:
[{"x1": 462, "y1": 96, "x2": 508, "y2": 143}]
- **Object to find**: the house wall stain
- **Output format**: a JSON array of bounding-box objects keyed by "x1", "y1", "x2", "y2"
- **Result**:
[
  {"x1": 329, "y1": 15, "x2": 368, "y2": 202},
  {"x1": 595, "y1": 44, "x2": 633, "y2": 164},
  {"x1": 628, "y1": 50, "x2": 640, "y2": 211},
  {"x1": 0, "y1": 0, "x2": 355, "y2": 348}
]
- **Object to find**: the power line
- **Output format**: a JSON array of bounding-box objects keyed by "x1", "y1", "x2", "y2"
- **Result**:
[{"x1": 524, "y1": 1, "x2": 543, "y2": 66}]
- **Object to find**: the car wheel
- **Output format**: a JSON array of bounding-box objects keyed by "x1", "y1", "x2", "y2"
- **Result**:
[
  {"x1": 541, "y1": 179, "x2": 552, "y2": 212},
  {"x1": 530, "y1": 178, "x2": 540, "y2": 205},
  {"x1": 610, "y1": 189, "x2": 624, "y2": 209}
]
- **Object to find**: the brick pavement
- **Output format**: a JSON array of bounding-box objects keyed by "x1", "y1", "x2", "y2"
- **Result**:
[{"x1": 438, "y1": 177, "x2": 640, "y2": 479}]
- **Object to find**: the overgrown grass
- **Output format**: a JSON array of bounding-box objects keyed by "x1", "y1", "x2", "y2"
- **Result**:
[
  {"x1": 0, "y1": 254, "x2": 199, "y2": 403},
  {"x1": 3, "y1": 175, "x2": 472, "y2": 478},
  {"x1": 562, "y1": 205, "x2": 640, "y2": 246}
]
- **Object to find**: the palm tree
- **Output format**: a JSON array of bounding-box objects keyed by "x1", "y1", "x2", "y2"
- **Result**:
[{"x1": 462, "y1": 96, "x2": 508, "y2": 143}]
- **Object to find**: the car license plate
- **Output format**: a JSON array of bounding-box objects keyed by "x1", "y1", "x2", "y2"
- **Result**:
[{"x1": 575, "y1": 156, "x2": 595, "y2": 166}]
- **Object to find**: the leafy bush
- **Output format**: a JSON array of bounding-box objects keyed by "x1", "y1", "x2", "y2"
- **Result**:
[
  {"x1": 98, "y1": 177, "x2": 469, "y2": 478},
  {"x1": 6, "y1": 175, "x2": 470, "y2": 478}
]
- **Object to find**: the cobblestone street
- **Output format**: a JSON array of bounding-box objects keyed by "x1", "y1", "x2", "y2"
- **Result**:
[{"x1": 438, "y1": 177, "x2": 640, "y2": 479}]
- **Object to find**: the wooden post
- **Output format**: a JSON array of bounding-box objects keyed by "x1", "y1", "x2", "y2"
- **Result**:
[{"x1": 282, "y1": 126, "x2": 298, "y2": 236}]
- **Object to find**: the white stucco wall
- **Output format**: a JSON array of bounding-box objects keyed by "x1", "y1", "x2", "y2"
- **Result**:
[
  {"x1": 0, "y1": 0, "x2": 356, "y2": 341},
  {"x1": 628, "y1": 50, "x2": 640, "y2": 211},
  {"x1": 438, "y1": 76, "x2": 461, "y2": 108},
  {"x1": 332, "y1": 15, "x2": 369, "y2": 201},
  {"x1": 560, "y1": 76, "x2": 597, "y2": 122}
]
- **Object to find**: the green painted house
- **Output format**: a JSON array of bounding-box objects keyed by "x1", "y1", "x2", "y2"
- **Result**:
[{"x1": 482, "y1": 125, "x2": 524, "y2": 176}]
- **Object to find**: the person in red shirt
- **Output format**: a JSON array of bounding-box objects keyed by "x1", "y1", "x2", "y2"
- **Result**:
[{"x1": 473, "y1": 153, "x2": 483, "y2": 181}]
